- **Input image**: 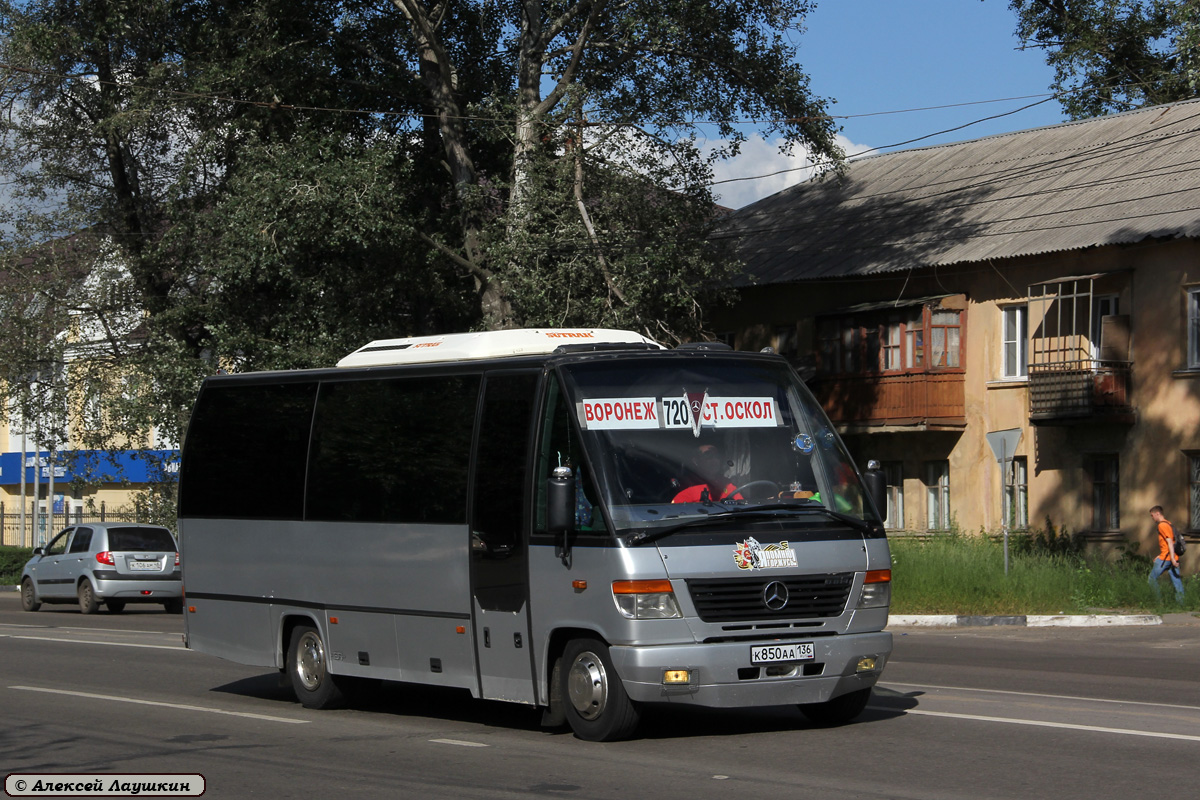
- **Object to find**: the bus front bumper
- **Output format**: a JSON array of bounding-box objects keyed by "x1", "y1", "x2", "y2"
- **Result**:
[{"x1": 608, "y1": 631, "x2": 892, "y2": 708}]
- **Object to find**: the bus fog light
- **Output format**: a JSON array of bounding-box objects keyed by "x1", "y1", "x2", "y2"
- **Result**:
[
  {"x1": 856, "y1": 656, "x2": 880, "y2": 673},
  {"x1": 663, "y1": 669, "x2": 691, "y2": 684}
]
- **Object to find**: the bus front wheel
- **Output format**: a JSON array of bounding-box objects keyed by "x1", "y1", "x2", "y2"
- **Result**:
[
  {"x1": 560, "y1": 638, "x2": 640, "y2": 741},
  {"x1": 287, "y1": 624, "x2": 346, "y2": 709}
]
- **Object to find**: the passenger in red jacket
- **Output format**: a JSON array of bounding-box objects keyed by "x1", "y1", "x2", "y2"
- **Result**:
[{"x1": 672, "y1": 444, "x2": 743, "y2": 504}]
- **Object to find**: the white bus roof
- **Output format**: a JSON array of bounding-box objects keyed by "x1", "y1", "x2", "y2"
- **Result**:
[{"x1": 337, "y1": 328, "x2": 664, "y2": 368}]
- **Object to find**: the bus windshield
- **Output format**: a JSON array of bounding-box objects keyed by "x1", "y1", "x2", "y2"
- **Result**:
[{"x1": 557, "y1": 357, "x2": 878, "y2": 535}]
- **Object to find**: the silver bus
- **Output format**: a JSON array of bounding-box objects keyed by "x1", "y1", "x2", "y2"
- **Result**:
[{"x1": 179, "y1": 329, "x2": 892, "y2": 741}]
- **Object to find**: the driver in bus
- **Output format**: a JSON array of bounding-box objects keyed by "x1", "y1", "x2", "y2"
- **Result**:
[{"x1": 672, "y1": 444, "x2": 744, "y2": 504}]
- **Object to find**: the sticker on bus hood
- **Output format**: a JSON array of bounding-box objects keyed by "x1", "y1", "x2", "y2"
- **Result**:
[
  {"x1": 734, "y1": 537, "x2": 798, "y2": 570},
  {"x1": 578, "y1": 394, "x2": 779, "y2": 436}
]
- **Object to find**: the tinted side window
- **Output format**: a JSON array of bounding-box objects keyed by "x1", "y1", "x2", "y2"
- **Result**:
[
  {"x1": 179, "y1": 381, "x2": 318, "y2": 519},
  {"x1": 107, "y1": 527, "x2": 177, "y2": 551},
  {"x1": 470, "y1": 371, "x2": 539, "y2": 612},
  {"x1": 67, "y1": 529, "x2": 93, "y2": 554},
  {"x1": 306, "y1": 375, "x2": 480, "y2": 524}
]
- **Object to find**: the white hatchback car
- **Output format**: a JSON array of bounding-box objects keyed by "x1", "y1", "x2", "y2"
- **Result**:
[{"x1": 20, "y1": 523, "x2": 182, "y2": 614}]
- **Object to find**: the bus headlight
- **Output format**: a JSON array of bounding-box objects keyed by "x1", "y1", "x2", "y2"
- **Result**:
[
  {"x1": 857, "y1": 569, "x2": 891, "y2": 609},
  {"x1": 612, "y1": 580, "x2": 682, "y2": 619}
]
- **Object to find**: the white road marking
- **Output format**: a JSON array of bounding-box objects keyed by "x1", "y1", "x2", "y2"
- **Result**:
[
  {"x1": 10, "y1": 686, "x2": 309, "y2": 724},
  {"x1": 874, "y1": 705, "x2": 1200, "y2": 742},
  {"x1": 0, "y1": 632, "x2": 181, "y2": 650},
  {"x1": 429, "y1": 739, "x2": 489, "y2": 748},
  {"x1": 884, "y1": 681, "x2": 1200, "y2": 711}
]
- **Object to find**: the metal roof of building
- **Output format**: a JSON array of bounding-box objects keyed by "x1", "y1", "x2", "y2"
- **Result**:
[{"x1": 718, "y1": 99, "x2": 1200, "y2": 285}]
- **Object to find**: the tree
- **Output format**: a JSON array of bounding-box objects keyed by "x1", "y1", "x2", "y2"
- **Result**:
[
  {"x1": 387, "y1": 0, "x2": 842, "y2": 332},
  {"x1": 1011, "y1": 0, "x2": 1200, "y2": 119}
]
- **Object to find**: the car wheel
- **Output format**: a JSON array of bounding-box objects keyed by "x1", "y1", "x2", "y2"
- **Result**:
[
  {"x1": 163, "y1": 599, "x2": 183, "y2": 614},
  {"x1": 798, "y1": 687, "x2": 872, "y2": 726},
  {"x1": 20, "y1": 578, "x2": 40, "y2": 612},
  {"x1": 106, "y1": 600, "x2": 126, "y2": 613},
  {"x1": 77, "y1": 579, "x2": 100, "y2": 614},
  {"x1": 560, "y1": 637, "x2": 641, "y2": 741},
  {"x1": 287, "y1": 624, "x2": 346, "y2": 709}
]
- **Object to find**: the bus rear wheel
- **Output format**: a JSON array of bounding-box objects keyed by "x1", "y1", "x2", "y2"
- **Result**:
[
  {"x1": 287, "y1": 624, "x2": 346, "y2": 709},
  {"x1": 560, "y1": 638, "x2": 640, "y2": 741}
]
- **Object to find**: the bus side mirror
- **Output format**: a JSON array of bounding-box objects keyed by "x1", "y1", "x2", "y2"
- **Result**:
[
  {"x1": 547, "y1": 467, "x2": 576, "y2": 535},
  {"x1": 861, "y1": 460, "x2": 887, "y2": 524}
]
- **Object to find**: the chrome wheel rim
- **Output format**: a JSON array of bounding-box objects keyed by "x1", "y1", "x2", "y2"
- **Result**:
[
  {"x1": 566, "y1": 650, "x2": 608, "y2": 721},
  {"x1": 295, "y1": 631, "x2": 326, "y2": 692}
]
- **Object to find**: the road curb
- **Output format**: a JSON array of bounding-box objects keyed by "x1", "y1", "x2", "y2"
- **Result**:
[{"x1": 889, "y1": 614, "x2": 1163, "y2": 628}]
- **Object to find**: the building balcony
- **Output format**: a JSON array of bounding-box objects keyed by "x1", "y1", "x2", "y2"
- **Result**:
[
  {"x1": 1027, "y1": 360, "x2": 1134, "y2": 425},
  {"x1": 811, "y1": 371, "x2": 966, "y2": 429}
]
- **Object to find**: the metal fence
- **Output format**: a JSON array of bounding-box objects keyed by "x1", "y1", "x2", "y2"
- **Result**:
[{"x1": 0, "y1": 502, "x2": 149, "y2": 548}]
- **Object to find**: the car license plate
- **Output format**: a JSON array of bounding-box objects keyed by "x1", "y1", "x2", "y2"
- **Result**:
[
  {"x1": 129, "y1": 560, "x2": 160, "y2": 571},
  {"x1": 751, "y1": 642, "x2": 814, "y2": 664}
]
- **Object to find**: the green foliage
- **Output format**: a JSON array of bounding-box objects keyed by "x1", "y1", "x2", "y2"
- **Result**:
[
  {"x1": 891, "y1": 534, "x2": 1197, "y2": 614},
  {"x1": 0, "y1": 546, "x2": 34, "y2": 584},
  {"x1": 1011, "y1": 0, "x2": 1200, "y2": 119},
  {"x1": 1008, "y1": 515, "x2": 1087, "y2": 558}
]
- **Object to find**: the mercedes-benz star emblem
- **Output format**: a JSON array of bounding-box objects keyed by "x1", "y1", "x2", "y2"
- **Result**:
[{"x1": 762, "y1": 581, "x2": 789, "y2": 611}]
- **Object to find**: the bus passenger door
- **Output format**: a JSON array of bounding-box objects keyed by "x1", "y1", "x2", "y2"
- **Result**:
[{"x1": 469, "y1": 371, "x2": 539, "y2": 704}]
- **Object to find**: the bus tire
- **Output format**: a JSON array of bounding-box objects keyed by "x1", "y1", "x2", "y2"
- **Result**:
[
  {"x1": 77, "y1": 579, "x2": 100, "y2": 614},
  {"x1": 287, "y1": 624, "x2": 346, "y2": 709},
  {"x1": 798, "y1": 687, "x2": 872, "y2": 726},
  {"x1": 560, "y1": 638, "x2": 640, "y2": 741}
]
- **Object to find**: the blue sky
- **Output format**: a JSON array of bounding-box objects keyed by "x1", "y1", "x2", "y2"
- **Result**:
[{"x1": 712, "y1": 0, "x2": 1068, "y2": 208}]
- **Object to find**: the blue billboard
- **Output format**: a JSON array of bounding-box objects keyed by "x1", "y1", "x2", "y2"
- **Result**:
[{"x1": 0, "y1": 449, "x2": 179, "y2": 486}]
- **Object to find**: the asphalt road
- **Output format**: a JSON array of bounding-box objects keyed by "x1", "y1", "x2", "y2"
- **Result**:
[{"x1": 2, "y1": 593, "x2": 1198, "y2": 799}]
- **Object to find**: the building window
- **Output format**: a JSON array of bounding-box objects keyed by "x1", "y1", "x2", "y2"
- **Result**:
[
  {"x1": 841, "y1": 326, "x2": 858, "y2": 373},
  {"x1": 1002, "y1": 305, "x2": 1027, "y2": 379},
  {"x1": 925, "y1": 460, "x2": 950, "y2": 530},
  {"x1": 883, "y1": 322, "x2": 903, "y2": 371},
  {"x1": 930, "y1": 310, "x2": 962, "y2": 368},
  {"x1": 1189, "y1": 288, "x2": 1200, "y2": 369},
  {"x1": 1189, "y1": 454, "x2": 1200, "y2": 531},
  {"x1": 818, "y1": 319, "x2": 840, "y2": 373},
  {"x1": 1091, "y1": 295, "x2": 1119, "y2": 361},
  {"x1": 818, "y1": 306, "x2": 959, "y2": 375},
  {"x1": 1089, "y1": 455, "x2": 1120, "y2": 531},
  {"x1": 1003, "y1": 456, "x2": 1028, "y2": 530},
  {"x1": 883, "y1": 461, "x2": 904, "y2": 530}
]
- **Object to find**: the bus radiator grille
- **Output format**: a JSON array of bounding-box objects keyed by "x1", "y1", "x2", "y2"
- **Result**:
[{"x1": 685, "y1": 574, "x2": 854, "y2": 623}]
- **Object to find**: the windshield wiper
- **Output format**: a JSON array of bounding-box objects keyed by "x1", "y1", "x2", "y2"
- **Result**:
[
  {"x1": 802, "y1": 506, "x2": 878, "y2": 534},
  {"x1": 624, "y1": 502, "x2": 828, "y2": 546}
]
